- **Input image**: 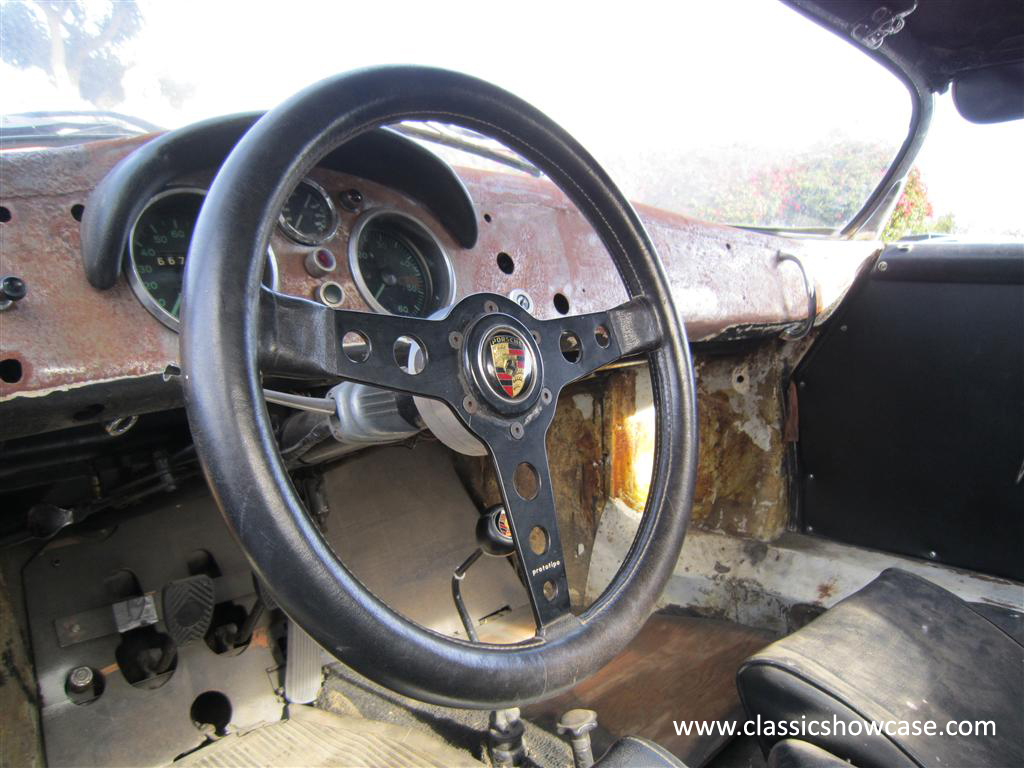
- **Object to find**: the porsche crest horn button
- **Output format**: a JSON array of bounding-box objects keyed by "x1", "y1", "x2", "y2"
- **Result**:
[{"x1": 483, "y1": 329, "x2": 535, "y2": 401}]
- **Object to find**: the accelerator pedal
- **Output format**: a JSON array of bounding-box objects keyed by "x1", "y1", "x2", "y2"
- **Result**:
[{"x1": 285, "y1": 619, "x2": 330, "y2": 703}]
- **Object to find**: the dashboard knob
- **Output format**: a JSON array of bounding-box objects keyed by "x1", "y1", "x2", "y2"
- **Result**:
[{"x1": 0, "y1": 275, "x2": 26, "y2": 310}]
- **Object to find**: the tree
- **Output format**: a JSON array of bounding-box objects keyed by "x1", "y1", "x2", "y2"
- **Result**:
[
  {"x1": 881, "y1": 167, "x2": 956, "y2": 241},
  {"x1": 0, "y1": 0, "x2": 142, "y2": 107}
]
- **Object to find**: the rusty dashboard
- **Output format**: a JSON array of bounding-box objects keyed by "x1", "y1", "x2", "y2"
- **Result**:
[{"x1": 0, "y1": 124, "x2": 877, "y2": 439}]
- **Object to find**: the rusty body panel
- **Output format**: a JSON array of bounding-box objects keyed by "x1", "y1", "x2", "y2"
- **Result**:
[{"x1": 1, "y1": 132, "x2": 874, "y2": 436}]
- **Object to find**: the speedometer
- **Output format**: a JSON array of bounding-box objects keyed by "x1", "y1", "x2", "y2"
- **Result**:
[
  {"x1": 348, "y1": 209, "x2": 456, "y2": 317},
  {"x1": 127, "y1": 189, "x2": 202, "y2": 327},
  {"x1": 127, "y1": 188, "x2": 277, "y2": 330}
]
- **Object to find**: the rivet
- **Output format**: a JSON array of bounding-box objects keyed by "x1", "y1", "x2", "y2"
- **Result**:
[{"x1": 510, "y1": 422, "x2": 524, "y2": 439}]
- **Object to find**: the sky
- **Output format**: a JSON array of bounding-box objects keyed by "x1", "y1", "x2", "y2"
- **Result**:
[{"x1": 2, "y1": 0, "x2": 1020, "y2": 235}]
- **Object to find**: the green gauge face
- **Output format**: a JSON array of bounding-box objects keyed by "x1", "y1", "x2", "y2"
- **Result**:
[
  {"x1": 280, "y1": 180, "x2": 337, "y2": 244},
  {"x1": 356, "y1": 226, "x2": 431, "y2": 316},
  {"x1": 129, "y1": 191, "x2": 203, "y2": 322}
]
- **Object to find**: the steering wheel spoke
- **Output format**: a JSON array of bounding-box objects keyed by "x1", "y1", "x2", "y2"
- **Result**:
[
  {"x1": 258, "y1": 288, "x2": 457, "y2": 400},
  {"x1": 537, "y1": 297, "x2": 662, "y2": 394},
  {"x1": 489, "y1": 433, "x2": 574, "y2": 632}
]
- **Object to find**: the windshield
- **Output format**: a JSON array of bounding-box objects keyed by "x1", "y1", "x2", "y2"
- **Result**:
[{"x1": 1, "y1": 0, "x2": 914, "y2": 232}]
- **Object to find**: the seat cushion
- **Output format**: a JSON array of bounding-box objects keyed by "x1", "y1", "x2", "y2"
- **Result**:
[
  {"x1": 595, "y1": 736, "x2": 689, "y2": 767},
  {"x1": 737, "y1": 568, "x2": 1023, "y2": 768}
]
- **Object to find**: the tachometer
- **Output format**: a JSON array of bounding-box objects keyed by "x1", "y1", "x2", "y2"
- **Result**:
[
  {"x1": 279, "y1": 178, "x2": 338, "y2": 245},
  {"x1": 127, "y1": 188, "x2": 277, "y2": 330},
  {"x1": 348, "y1": 209, "x2": 456, "y2": 317}
]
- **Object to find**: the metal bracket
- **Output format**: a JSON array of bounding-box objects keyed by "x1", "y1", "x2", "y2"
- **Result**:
[
  {"x1": 777, "y1": 251, "x2": 817, "y2": 341},
  {"x1": 851, "y1": 3, "x2": 918, "y2": 50}
]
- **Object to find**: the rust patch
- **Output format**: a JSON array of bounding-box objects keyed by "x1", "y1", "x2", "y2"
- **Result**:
[
  {"x1": 250, "y1": 626, "x2": 270, "y2": 649},
  {"x1": 602, "y1": 344, "x2": 793, "y2": 542},
  {"x1": 816, "y1": 580, "x2": 838, "y2": 602}
]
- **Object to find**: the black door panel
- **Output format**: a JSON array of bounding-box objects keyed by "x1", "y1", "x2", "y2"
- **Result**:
[{"x1": 795, "y1": 243, "x2": 1023, "y2": 580}]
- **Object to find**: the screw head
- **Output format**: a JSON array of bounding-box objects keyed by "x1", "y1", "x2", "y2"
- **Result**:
[
  {"x1": 877, "y1": 260, "x2": 888, "y2": 272},
  {"x1": 338, "y1": 188, "x2": 363, "y2": 212},
  {"x1": 510, "y1": 422, "x2": 524, "y2": 439},
  {"x1": 448, "y1": 331, "x2": 463, "y2": 349},
  {"x1": 541, "y1": 388, "x2": 552, "y2": 404},
  {"x1": 484, "y1": 300, "x2": 499, "y2": 313},
  {"x1": 462, "y1": 396, "x2": 477, "y2": 414},
  {"x1": 67, "y1": 666, "x2": 94, "y2": 692}
]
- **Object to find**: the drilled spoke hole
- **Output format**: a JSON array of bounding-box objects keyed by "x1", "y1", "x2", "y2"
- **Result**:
[
  {"x1": 559, "y1": 331, "x2": 582, "y2": 364},
  {"x1": 342, "y1": 330, "x2": 371, "y2": 363},
  {"x1": 594, "y1": 324, "x2": 610, "y2": 348},
  {"x1": 529, "y1": 526, "x2": 548, "y2": 556},
  {"x1": 513, "y1": 462, "x2": 539, "y2": 500},
  {"x1": 542, "y1": 580, "x2": 557, "y2": 602},
  {"x1": 393, "y1": 335, "x2": 426, "y2": 374}
]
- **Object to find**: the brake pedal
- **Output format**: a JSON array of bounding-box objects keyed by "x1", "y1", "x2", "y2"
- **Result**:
[{"x1": 162, "y1": 575, "x2": 215, "y2": 646}]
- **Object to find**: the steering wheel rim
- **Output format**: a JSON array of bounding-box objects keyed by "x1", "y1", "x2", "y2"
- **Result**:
[{"x1": 181, "y1": 66, "x2": 698, "y2": 709}]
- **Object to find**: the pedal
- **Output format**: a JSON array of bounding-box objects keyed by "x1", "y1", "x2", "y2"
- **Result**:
[
  {"x1": 285, "y1": 619, "x2": 329, "y2": 703},
  {"x1": 161, "y1": 575, "x2": 215, "y2": 646}
]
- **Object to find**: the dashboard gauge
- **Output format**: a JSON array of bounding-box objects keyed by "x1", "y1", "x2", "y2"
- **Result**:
[
  {"x1": 348, "y1": 209, "x2": 456, "y2": 317},
  {"x1": 127, "y1": 188, "x2": 278, "y2": 331},
  {"x1": 279, "y1": 178, "x2": 338, "y2": 245}
]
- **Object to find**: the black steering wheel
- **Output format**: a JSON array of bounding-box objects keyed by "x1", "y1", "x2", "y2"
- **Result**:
[{"x1": 181, "y1": 66, "x2": 698, "y2": 709}]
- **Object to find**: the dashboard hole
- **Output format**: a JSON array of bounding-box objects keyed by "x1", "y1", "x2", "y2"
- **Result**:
[
  {"x1": 594, "y1": 324, "x2": 610, "y2": 348},
  {"x1": 496, "y1": 252, "x2": 515, "y2": 274},
  {"x1": 513, "y1": 462, "x2": 539, "y2": 500},
  {"x1": 71, "y1": 204, "x2": 84, "y2": 221},
  {"x1": 0, "y1": 207, "x2": 10, "y2": 223},
  {"x1": 529, "y1": 526, "x2": 548, "y2": 556},
  {"x1": 342, "y1": 331, "x2": 371, "y2": 363},
  {"x1": 0, "y1": 358, "x2": 23, "y2": 383},
  {"x1": 559, "y1": 331, "x2": 582, "y2": 364},
  {"x1": 393, "y1": 335, "x2": 426, "y2": 374},
  {"x1": 483, "y1": 213, "x2": 492, "y2": 223},
  {"x1": 553, "y1": 293, "x2": 570, "y2": 315},
  {"x1": 317, "y1": 281, "x2": 345, "y2": 307}
]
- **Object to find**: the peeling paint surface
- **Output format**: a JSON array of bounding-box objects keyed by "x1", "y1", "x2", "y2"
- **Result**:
[{"x1": 1, "y1": 134, "x2": 875, "y2": 408}]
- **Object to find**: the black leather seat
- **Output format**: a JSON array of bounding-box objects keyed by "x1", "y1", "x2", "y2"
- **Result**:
[
  {"x1": 595, "y1": 736, "x2": 688, "y2": 767},
  {"x1": 737, "y1": 568, "x2": 1023, "y2": 767}
]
